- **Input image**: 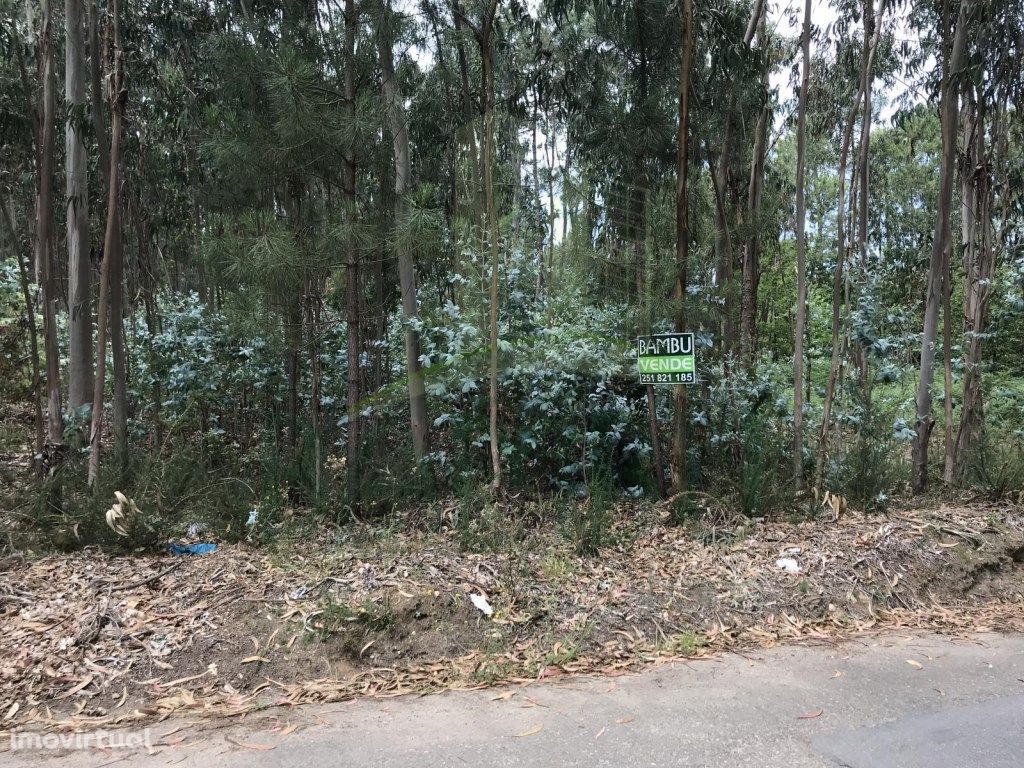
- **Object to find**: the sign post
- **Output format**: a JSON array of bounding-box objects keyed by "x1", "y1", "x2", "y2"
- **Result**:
[{"x1": 637, "y1": 332, "x2": 696, "y2": 385}]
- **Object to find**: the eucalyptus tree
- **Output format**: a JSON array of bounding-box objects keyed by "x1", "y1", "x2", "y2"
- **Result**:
[
  {"x1": 34, "y1": 0, "x2": 64, "y2": 450},
  {"x1": 953, "y1": 0, "x2": 1023, "y2": 480},
  {"x1": 739, "y1": 7, "x2": 771, "y2": 368},
  {"x1": 671, "y1": 0, "x2": 694, "y2": 493},
  {"x1": 792, "y1": 0, "x2": 811, "y2": 491},
  {"x1": 911, "y1": 0, "x2": 974, "y2": 493},
  {"x1": 447, "y1": 0, "x2": 504, "y2": 488},
  {"x1": 546, "y1": 0, "x2": 680, "y2": 493},
  {"x1": 379, "y1": 0, "x2": 432, "y2": 465},
  {"x1": 66, "y1": 0, "x2": 92, "y2": 411},
  {"x1": 815, "y1": 0, "x2": 891, "y2": 489},
  {"x1": 88, "y1": 0, "x2": 127, "y2": 487}
]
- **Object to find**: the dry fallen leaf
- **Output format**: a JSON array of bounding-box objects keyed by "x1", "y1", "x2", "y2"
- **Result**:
[
  {"x1": 797, "y1": 709, "x2": 824, "y2": 719},
  {"x1": 616, "y1": 715, "x2": 635, "y2": 724},
  {"x1": 514, "y1": 724, "x2": 544, "y2": 737},
  {"x1": 240, "y1": 656, "x2": 269, "y2": 664},
  {"x1": 830, "y1": 670, "x2": 842, "y2": 679},
  {"x1": 906, "y1": 659, "x2": 924, "y2": 670},
  {"x1": 491, "y1": 691, "x2": 516, "y2": 701},
  {"x1": 225, "y1": 737, "x2": 276, "y2": 751}
]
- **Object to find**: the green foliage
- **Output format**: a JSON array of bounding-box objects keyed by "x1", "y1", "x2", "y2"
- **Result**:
[
  {"x1": 825, "y1": 389, "x2": 908, "y2": 512},
  {"x1": 963, "y1": 430, "x2": 1024, "y2": 502},
  {"x1": 0, "y1": 262, "x2": 31, "y2": 404},
  {"x1": 27, "y1": 449, "x2": 256, "y2": 552},
  {"x1": 560, "y1": 466, "x2": 615, "y2": 555},
  {"x1": 310, "y1": 594, "x2": 398, "y2": 652},
  {"x1": 694, "y1": 361, "x2": 793, "y2": 518}
]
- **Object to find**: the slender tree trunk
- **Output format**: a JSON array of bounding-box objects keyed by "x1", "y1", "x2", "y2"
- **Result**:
[
  {"x1": 532, "y1": 86, "x2": 544, "y2": 300},
  {"x1": 343, "y1": 0, "x2": 361, "y2": 501},
  {"x1": 128, "y1": 187, "x2": 162, "y2": 451},
  {"x1": 954, "y1": 88, "x2": 994, "y2": 478},
  {"x1": 89, "y1": 0, "x2": 109, "y2": 193},
  {"x1": 66, "y1": 0, "x2": 93, "y2": 411},
  {"x1": 854, "y1": 0, "x2": 875, "y2": 386},
  {"x1": 88, "y1": 0, "x2": 123, "y2": 488},
  {"x1": 815, "y1": 0, "x2": 888, "y2": 489},
  {"x1": 379, "y1": 1, "x2": 431, "y2": 463},
  {"x1": 3, "y1": 199, "x2": 45, "y2": 464},
  {"x1": 305, "y1": 276, "x2": 323, "y2": 500},
  {"x1": 713, "y1": 0, "x2": 762, "y2": 360},
  {"x1": 637, "y1": 205, "x2": 666, "y2": 499},
  {"x1": 792, "y1": 0, "x2": 811, "y2": 492},
  {"x1": 36, "y1": 0, "x2": 63, "y2": 450},
  {"x1": 479, "y1": 0, "x2": 501, "y2": 491},
  {"x1": 285, "y1": 290, "x2": 301, "y2": 449},
  {"x1": 912, "y1": 0, "x2": 973, "y2": 493},
  {"x1": 941, "y1": 224, "x2": 955, "y2": 483},
  {"x1": 740, "y1": 13, "x2": 769, "y2": 369},
  {"x1": 711, "y1": 129, "x2": 734, "y2": 354},
  {"x1": 546, "y1": 110, "x2": 557, "y2": 289},
  {"x1": 109, "y1": 207, "x2": 128, "y2": 470},
  {"x1": 453, "y1": 9, "x2": 483, "y2": 247},
  {"x1": 671, "y1": 0, "x2": 694, "y2": 493}
]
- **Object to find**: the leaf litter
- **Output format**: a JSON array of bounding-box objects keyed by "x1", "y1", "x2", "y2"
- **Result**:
[{"x1": 1, "y1": 500, "x2": 1023, "y2": 736}]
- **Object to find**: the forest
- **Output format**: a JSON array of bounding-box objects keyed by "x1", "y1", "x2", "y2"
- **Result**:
[
  {"x1": 0, "y1": 0, "x2": 1023, "y2": 549},
  {"x1": 4, "y1": 0, "x2": 1024, "y2": 748}
]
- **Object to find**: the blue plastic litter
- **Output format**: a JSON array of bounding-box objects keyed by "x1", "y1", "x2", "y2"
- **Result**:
[{"x1": 167, "y1": 542, "x2": 218, "y2": 555}]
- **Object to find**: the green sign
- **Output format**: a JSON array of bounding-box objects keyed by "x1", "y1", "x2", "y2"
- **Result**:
[{"x1": 637, "y1": 333, "x2": 695, "y2": 384}]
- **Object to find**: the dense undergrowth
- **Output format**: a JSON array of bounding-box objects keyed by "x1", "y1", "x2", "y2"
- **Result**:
[{"x1": 2, "y1": 255, "x2": 1023, "y2": 555}]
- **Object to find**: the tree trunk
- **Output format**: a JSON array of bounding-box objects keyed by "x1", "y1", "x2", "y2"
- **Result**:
[
  {"x1": 88, "y1": 0, "x2": 124, "y2": 487},
  {"x1": 3, "y1": 198, "x2": 45, "y2": 465},
  {"x1": 128, "y1": 186, "x2": 162, "y2": 451},
  {"x1": 713, "y1": 0, "x2": 762, "y2": 360},
  {"x1": 344, "y1": 0, "x2": 361, "y2": 501},
  {"x1": 305, "y1": 277, "x2": 323, "y2": 501},
  {"x1": 66, "y1": 0, "x2": 93, "y2": 411},
  {"x1": 379, "y1": 0, "x2": 431, "y2": 463},
  {"x1": 637, "y1": 208, "x2": 666, "y2": 500},
  {"x1": 109, "y1": 206, "x2": 128, "y2": 470},
  {"x1": 36, "y1": 0, "x2": 64, "y2": 450},
  {"x1": 711, "y1": 128, "x2": 734, "y2": 355},
  {"x1": 740, "y1": 13, "x2": 769, "y2": 369},
  {"x1": 479, "y1": 0, "x2": 502, "y2": 491},
  {"x1": 954, "y1": 86, "x2": 994, "y2": 479},
  {"x1": 89, "y1": 0, "x2": 109, "y2": 193},
  {"x1": 815, "y1": 0, "x2": 888, "y2": 489},
  {"x1": 854, "y1": 0, "x2": 875, "y2": 386},
  {"x1": 792, "y1": 0, "x2": 811, "y2": 492},
  {"x1": 670, "y1": 0, "x2": 694, "y2": 494},
  {"x1": 532, "y1": 86, "x2": 544, "y2": 301},
  {"x1": 941, "y1": 223, "x2": 954, "y2": 484},
  {"x1": 912, "y1": 0, "x2": 973, "y2": 493}
]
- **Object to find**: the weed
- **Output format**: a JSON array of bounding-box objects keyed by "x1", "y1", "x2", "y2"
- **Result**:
[
  {"x1": 310, "y1": 594, "x2": 399, "y2": 654},
  {"x1": 659, "y1": 631, "x2": 704, "y2": 655},
  {"x1": 666, "y1": 492, "x2": 703, "y2": 526},
  {"x1": 559, "y1": 466, "x2": 616, "y2": 555},
  {"x1": 826, "y1": 389, "x2": 906, "y2": 512},
  {"x1": 537, "y1": 551, "x2": 578, "y2": 581},
  {"x1": 964, "y1": 431, "x2": 1024, "y2": 501}
]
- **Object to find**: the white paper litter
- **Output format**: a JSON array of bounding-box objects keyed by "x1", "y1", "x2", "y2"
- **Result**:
[
  {"x1": 776, "y1": 557, "x2": 802, "y2": 574},
  {"x1": 469, "y1": 592, "x2": 493, "y2": 617}
]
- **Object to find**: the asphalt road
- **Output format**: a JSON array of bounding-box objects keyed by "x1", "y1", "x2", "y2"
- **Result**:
[{"x1": 6, "y1": 633, "x2": 1024, "y2": 767}]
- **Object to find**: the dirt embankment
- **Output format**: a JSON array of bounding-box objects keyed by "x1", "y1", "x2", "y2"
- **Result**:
[{"x1": 2, "y1": 500, "x2": 1023, "y2": 733}]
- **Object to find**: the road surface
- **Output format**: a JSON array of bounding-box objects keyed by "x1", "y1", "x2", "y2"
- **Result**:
[{"x1": 6, "y1": 633, "x2": 1024, "y2": 767}]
